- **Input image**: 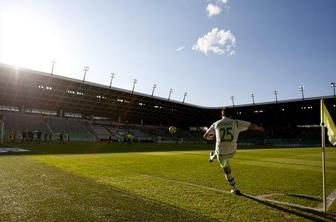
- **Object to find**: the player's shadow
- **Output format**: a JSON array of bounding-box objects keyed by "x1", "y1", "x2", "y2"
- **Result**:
[
  {"x1": 241, "y1": 193, "x2": 336, "y2": 222},
  {"x1": 286, "y1": 193, "x2": 322, "y2": 201}
]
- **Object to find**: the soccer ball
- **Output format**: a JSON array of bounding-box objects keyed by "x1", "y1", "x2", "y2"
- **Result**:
[
  {"x1": 168, "y1": 126, "x2": 177, "y2": 134},
  {"x1": 201, "y1": 126, "x2": 209, "y2": 132}
]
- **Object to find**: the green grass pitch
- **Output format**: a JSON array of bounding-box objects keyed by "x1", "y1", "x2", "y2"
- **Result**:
[{"x1": 0, "y1": 142, "x2": 335, "y2": 221}]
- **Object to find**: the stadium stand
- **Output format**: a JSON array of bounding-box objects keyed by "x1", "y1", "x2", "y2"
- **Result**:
[
  {"x1": 0, "y1": 111, "x2": 95, "y2": 142},
  {"x1": 46, "y1": 116, "x2": 95, "y2": 141},
  {"x1": 3, "y1": 112, "x2": 49, "y2": 133},
  {"x1": 67, "y1": 119, "x2": 96, "y2": 141},
  {"x1": 0, "y1": 63, "x2": 335, "y2": 146},
  {"x1": 91, "y1": 125, "x2": 111, "y2": 140},
  {"x1": 46, "y1": 116, "x2": 68, "y2": 133}
]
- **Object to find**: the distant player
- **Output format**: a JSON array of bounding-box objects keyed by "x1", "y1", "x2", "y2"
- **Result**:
[{"x1": 203, "y1": 108, "x2": 264, "y2": 195}]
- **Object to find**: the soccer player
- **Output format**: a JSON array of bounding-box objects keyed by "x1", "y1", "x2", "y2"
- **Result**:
[{"x1": 203, "y1": 108, "x2": 264, "y2": 195}]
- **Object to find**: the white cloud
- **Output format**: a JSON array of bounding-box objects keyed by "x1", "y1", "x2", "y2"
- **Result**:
[
  {"x1": 175, "y1": 46, "x2": 186, "y2": 52},
  {"x1": 219, "y1": 0, "x2": 228, "y2": 4},
  {"x1": 192, "y1": 28, "x2": 236, "y2": 56},
  {"x1": 218, "y1": 0, "x2": 230, "y2": 9},
  {"x1": 206, "y1": 0, "x2": 230, "y2": 17},
  {"x1": 206, "y1": 4, "x2": 222, "y2": 17}
]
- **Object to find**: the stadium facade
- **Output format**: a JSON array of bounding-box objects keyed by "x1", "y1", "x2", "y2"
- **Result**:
[{"x1": 0, "y1": 63, "x2": 335, "y2": 145}]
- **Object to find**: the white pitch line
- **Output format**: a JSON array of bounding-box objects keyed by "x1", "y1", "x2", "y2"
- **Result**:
[
  {"x1": 141, "y1": 174, "x2": 231, "y2": 194},
  {"x1": 256, "y1": 193, "x2": 283, "y2": 199},
  {"x1": 319, "y1": 187, "x2": 336, "y2": 210},
  {"x1": 141, "y1": 174, "x2": 322, "y2": 212}
]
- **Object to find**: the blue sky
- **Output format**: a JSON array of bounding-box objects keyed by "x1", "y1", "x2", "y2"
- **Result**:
[{"x1": 0, "y1": 0, "x2": 335, "y2": 107}]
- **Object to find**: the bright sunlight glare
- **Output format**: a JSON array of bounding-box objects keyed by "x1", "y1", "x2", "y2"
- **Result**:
[{"x1": 0, "y1": 10, "x2": 66, "y2": 72}]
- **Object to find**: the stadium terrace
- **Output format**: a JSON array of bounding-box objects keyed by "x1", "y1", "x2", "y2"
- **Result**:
[{"x1": 0, "y1": 63, "x2": 335, "y2": 146}]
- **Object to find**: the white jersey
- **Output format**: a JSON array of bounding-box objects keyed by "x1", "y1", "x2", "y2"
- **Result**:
[{"x1": 206, "y1": 117, "x2": 251, "y2": 157}]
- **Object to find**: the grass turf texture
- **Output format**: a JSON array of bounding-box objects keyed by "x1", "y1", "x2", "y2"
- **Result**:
[{"x1": 1, "y1": 142, "x2": 336, "y2": 221}]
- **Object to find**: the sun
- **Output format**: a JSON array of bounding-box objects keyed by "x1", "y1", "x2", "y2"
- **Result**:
[{"x1": 0, "y1": 10, "x2": 65, "y2": 71}]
